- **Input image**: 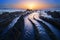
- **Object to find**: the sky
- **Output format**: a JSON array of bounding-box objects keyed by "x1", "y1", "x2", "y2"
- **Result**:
[{"x1": 0, "y1": 0, "x2": 60, "y2": 10}]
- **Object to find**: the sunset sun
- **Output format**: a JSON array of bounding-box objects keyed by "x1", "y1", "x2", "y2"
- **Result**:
[{"x1": 27, "y1": 3, "x2": 35, "y2": 9}]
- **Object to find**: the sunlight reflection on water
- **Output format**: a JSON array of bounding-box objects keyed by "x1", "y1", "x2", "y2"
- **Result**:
[{"x1": 28, "y1": 12, "x2": 39, "y2": 19}]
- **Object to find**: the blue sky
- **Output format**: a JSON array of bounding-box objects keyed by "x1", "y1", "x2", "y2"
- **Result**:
[{"x1": 0, "y1": 0, "x2": 60, "y2": 9}]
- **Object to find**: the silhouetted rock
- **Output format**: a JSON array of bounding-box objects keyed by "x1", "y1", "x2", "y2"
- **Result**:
[{"x1": 47, "y1": 11, "x2": 60, "y2": 18}]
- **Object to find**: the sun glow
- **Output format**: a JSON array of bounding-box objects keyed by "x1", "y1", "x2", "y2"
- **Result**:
[
  {"x1": 27, "y1": 3, "x2": 35, "y2": 9},
  {"x1": 11, "y1": 1, "x2": 53, "y2": 10}
]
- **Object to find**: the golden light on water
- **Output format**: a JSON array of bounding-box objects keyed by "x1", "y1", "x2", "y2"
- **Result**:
[{"x1": 28, "y1": 12, "x2": 39, "y2": 19}]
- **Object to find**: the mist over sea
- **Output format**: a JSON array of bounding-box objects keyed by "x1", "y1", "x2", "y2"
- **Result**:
[{"x1": 0, "y1": 8, "x2": 60, "y2": 14}]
